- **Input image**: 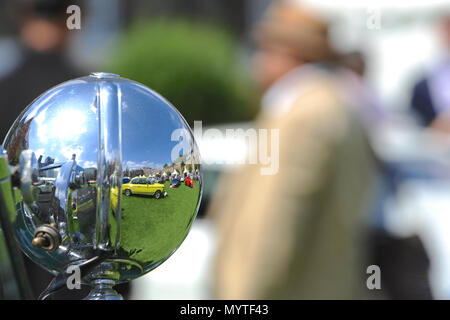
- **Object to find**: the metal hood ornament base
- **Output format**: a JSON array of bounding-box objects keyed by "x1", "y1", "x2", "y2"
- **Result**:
[{"x1": 2, "y1": 73, "x2": 202, "y2": 300}]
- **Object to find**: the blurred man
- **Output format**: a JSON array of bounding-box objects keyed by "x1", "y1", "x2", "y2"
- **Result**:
[
  {"x1": 0, "y1": 0, "x2": 81, "y2": 140},
  {"x1": 411, "y1": 15, "x2": 450, "y2": 132},
  {"x1": 208, "y1": 1, "x2": 377, "y2": 299}
]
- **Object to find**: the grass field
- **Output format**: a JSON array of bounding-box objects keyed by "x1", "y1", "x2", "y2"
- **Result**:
[{"x1": 114, "y1": 180, "x2": 201, "y2": 272}]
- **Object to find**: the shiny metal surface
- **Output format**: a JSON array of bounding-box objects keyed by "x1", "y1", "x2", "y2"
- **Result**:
[{"x1": 3, "y1": 73, "x2": 202, "y2": 287}]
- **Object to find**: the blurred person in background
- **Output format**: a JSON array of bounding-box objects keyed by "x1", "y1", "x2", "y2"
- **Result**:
[
  {"x1": 208, "y1": 0, "x2": 377, "y2": 299},
  {"x1": 410, "y1": 15, "x2": 450, "y2": 133},
  {"x1": 337, "y1": 50, "x2": 434, "y2": 299},
  {"x1": 339, "y1": 53, "x2": 434, "y2": 299},
  {"x1": 375, "y1": 12, "x2": 450, "y2": 300},
  {"x1": 0, "y1": 0, "x2": 81, "y2": 140}
]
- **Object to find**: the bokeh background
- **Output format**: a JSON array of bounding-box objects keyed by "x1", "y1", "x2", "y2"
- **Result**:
[{"x1": 1, "y1": 0, "x2": 450, "y2": 299}]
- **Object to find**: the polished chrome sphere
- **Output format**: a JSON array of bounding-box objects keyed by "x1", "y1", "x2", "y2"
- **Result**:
[{"x1": 3, "y1": 73, "x2": 202, "y2": 296}]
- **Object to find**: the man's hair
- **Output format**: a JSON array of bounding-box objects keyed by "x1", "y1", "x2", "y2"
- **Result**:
[
  {"x1": 9, "y1": 0, "x2": 81, "y2": 20},
  {"x1": 253, "y1": 1, "x2": 336, "y2": 63}
]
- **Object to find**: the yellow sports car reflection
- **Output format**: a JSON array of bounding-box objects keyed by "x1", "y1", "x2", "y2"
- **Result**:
[{"x1": 123, "y1": 177, "x2": 166, "y2": 199}]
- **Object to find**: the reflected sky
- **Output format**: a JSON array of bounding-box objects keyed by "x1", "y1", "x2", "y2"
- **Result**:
[
  {"x1": 20, "y1": 77, "x2": 196, "y2": 172},
  {"x1": 121, "y1": 83, "x2": 193, "y2": 170}
]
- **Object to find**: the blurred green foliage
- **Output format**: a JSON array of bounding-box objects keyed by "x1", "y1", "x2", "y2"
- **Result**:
[{"x1": 105, "y1": 18, "x2": 260, "y2": 126}]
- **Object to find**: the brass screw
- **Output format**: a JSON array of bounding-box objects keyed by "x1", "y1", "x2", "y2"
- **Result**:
[
  {"x1": 32, "y1": 236, "x2": 49, "y2": 248},
  {"x1": 31, "y1": 224, "x2": 61, "y2": 251}
]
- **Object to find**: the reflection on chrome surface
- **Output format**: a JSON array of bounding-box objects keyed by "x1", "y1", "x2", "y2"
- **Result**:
[{"x1": 3, "y1": 73, "x2": 202, "y2": 297}]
